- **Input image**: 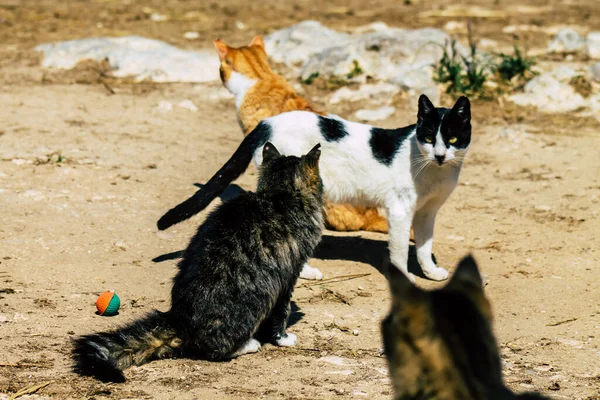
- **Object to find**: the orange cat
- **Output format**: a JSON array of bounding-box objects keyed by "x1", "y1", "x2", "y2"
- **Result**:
[{"x1": 214, "y1": 36, "x2": 388, "y2": 234}]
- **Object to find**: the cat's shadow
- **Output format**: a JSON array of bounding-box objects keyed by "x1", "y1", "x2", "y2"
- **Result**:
[{"x1": 314, "y1": 234, "x2": 429, "y2": 279}]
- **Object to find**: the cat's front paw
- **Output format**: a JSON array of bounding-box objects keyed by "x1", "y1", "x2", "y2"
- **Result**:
[
  {"x1": 275, "y1": 332, "x2": 297, "y2": 347},
  {"x1": 233, "y1": 338, "x2": 262, "y2": 357},
  {"x1": 300, "y1": 264, "x2": 323, "y2": 280},
  {"x1": 422, "y1": 266, "x2": 449, "y2": 281}
]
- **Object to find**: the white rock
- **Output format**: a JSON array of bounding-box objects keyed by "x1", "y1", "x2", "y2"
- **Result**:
[
  {"x1": 157, "y1": 101, "x2": 173, "y2": 112},
  {"x1": 548, "y1": 66, "x2": 578, "y2": 81},
  {"x1": 586, "y1": 32, "x2": 600, "y2": 59},
  {"x1": 535, "y1": 205, "x2": 552, "y2": 211},
  {"x1": 548, "y1": 29, "x2": 585, "y2": 53},
  {"x1": 23, "y1": 190, "x2": 44, "y2": 200},
  {"x1": 355, "y1": 106, "x2": 396, "y2": 121},
  {"x1": 329, "y1": 83, "x2": 398, "y2": 105},
  {"x1": 509, "y1": 71, "x2": 586, "y2": 113},
  {"x1": 590, "y1": 62, "x2": 600, "y2": 82},
  {"x1": 150, "y1": 12, "x2": 168, "y2": 22},
  {"x1": 265, "y1": 21, "x2": 456, "y2": 94},
  {"x1": 264, "y1": 20, "x2": 350, "y2": 67},
  {"x1": 11, "y1": 158, "x2": 27, "y2": 165},
  {"x1": 178, "y1": 100, "x2": 198, "y2": 112},
  {"x1": 35, "y1": 36, "x2": 220, "y2": 83},
  {"x1": 183, "y1": 31, "x2": 199, "y2": 40},
  {"x1": 478, "y1": 38, "x2": 499, "y2": 49},
  {"x1": 114, "y1": 240, "x2": 128, "y2": 251},
  {"x1": 352, "y1": 22, "x2": 390, "y2": 34}
]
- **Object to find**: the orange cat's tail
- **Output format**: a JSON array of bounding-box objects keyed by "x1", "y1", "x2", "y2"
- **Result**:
[{"x1": 157, "y1": 122, "x2": 271, "y2": 230}]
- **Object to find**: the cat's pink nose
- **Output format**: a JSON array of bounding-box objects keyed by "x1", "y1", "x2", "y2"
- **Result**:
[{"x1": 435, "y1": 155, "x2": 445, "y2": 165}]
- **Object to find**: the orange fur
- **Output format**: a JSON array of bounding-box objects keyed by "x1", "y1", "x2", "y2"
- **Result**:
[{"x1": 215, "y1": 36, "x2": 389, "y2": 234}]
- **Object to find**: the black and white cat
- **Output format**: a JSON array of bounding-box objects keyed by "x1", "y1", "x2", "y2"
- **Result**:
[
  {"x1": 73, "y1": 143, "x2": 324, "y2": 382},
  {"x1": 158, "y1": 95, "x2": 471, "y2": 283}
]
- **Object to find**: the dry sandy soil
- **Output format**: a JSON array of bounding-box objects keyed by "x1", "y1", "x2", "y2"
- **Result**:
[{"x1": 1, "y1": 0, "x2": 599, "y2": 399}]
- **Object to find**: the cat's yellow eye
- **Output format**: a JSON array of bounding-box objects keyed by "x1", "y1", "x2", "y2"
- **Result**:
[
  {"x1": 449, "y1": 137, "x2": 458, "y2": 144},
  {"x1": 425, "y1": 137, "x2": 433, "y2": 144}
]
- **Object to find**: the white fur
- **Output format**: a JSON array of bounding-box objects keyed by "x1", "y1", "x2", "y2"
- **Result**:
[
  {"x1": 233, "y1": 338, "x2": 261, "y2": 357},
  {"x1": 225, "y1": 71, "x2": 256, "y2": 110},
  {"x1": 250, "y1": 111, "x2": 468, "y2": 282},
  {"x1": 299, "y1": 263, "x2": 323, "y2": 280},
  {"x1": 275, "y1": 332, "x2": 297, "y2": 347}
]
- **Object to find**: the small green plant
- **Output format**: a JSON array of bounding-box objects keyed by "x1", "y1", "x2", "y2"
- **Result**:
[
  {"x1": 302, "y1": 72, "x2": 319, "y2": 85},
  {"x1": 434, "y1": 24, "x2": 488, "y2": 97},
  {"x1": 496, "y1": 46, "x2": 536, "y2": 82},
  {"x1": 347, "y1": 60, "x2": 363, "y2": 79}
]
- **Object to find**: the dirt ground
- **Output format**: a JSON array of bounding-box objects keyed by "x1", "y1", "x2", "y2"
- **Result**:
[{"x1": 1, "y1": 0, "x2": 599, "y2": 399}]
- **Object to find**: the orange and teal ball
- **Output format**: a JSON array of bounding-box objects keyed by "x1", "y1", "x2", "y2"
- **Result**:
[{"x1": 96, "y1": 291, "x2": 120, "y2": 316}]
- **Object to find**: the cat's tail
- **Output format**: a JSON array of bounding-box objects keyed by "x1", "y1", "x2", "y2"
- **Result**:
[
  {"x1": 157, "y1": 122, "x2": 272, "y2": 230},
  {"x1": 72, "y1": 310, "x2": 182, "y2": 382}
]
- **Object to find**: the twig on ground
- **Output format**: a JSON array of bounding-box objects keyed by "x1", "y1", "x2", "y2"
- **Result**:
[
  {"x1": 9, "y1": 381, "x2": 51, "y2": 400},
  {"x1": 301, "y1": 273, "x2": 370, "y2": 287},
  {"x1": 546, "y1": 318, "x2": 578, "y2": 327}
]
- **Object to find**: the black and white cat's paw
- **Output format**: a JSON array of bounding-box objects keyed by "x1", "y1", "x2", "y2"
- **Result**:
[
  {"x1": 275, "y1": 332, "x2": 297, "y2": 347},
  {"x1": 233, "y1": 338, "x2": 262, "y2": 357},
  {"x1": 422, "y1": 265, "x2": 449, "y2": 281},
  {"x1": 300, "y1": 263, "x2": 323, "y2": 280}
]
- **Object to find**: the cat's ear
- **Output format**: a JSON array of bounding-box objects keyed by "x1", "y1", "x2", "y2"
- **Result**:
[
  {"x1": 304, "y1": 143, "x2": 321, "y2": 168},
  {"x1": 387, "y1": 264, "x2": 418, "y2": 298},
  {"x1": 447, "y1": 254, "x2": 483, "y2": 291},
  {"x1": 214, "y1": 39, "x2": 229, "y2": 61},
  {"x1": 417, "y1": 94, "x2": 436, "y2": 122},
  {"x1": 249, "y1": 36, "x2": 265, "y2": 49},
  {"x1": 450, "y1": 96, "x2": 471, "y2": 124},
  {"x1": 262, "y1": 142, "x2": 281, "y2": 163}
]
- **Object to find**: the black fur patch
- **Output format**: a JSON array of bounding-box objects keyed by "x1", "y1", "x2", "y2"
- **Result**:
[
  {"x1": 369, "y1": 126, "x2": 414, "y2": 166},
  {"x1": 318, "y1": 116, "x2": 348, "y2": 142}
]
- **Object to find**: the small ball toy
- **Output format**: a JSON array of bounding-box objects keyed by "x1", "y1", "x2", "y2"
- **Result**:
[{"x1": 96, "y1": 290, "x2": 121, "y2": 316}]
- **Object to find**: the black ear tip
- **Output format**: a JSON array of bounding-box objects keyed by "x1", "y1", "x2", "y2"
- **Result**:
[
  {"x1": 454, "y1": 254, "x2": 482, "y2": 284},
  {"x1": 459, "y1": 254, "x2": 477, "y2": 266},
  {"x1": 457, "y1": 96, "x2": 471, "y2": 106}
]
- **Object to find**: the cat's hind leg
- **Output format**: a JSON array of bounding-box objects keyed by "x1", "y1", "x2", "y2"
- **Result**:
[
  {"x1": 300, "y1": 263, "x2": 323, "y2": 280},
  {"x1": 412, "y1": 200, "x2": 449, "y2": 281}
]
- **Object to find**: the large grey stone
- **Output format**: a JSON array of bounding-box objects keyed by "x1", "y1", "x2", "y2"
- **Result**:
[
  {"x1": 264, "y1": 20, "x2": 350, "y2": 67},
  {"x1": 509, "y1": 69, "x2": 587, "y2": 113},
  {"x1": 590, "y1": 62, "x2": 600, "y2": 82},
  {"x1": 548, "y1": 29, "x2": 585, "y2": 53},
  {"x1": 35, "y1": 36, "x2": 219, "y2": 83},
  {"x1": 586, "y1": 32, "x2": 600, "y2": 60},
  {"x1": 265, "y1": 21, "x2": 458, "y2": 94}
]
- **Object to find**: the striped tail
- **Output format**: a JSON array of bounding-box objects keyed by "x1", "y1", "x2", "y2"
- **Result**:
[
  {"x1": 72, "y1": 310, "x2": 182, "y2": 382},
  {"x1": 157, "y1": 122, "x2": 271, "y2": 230}
]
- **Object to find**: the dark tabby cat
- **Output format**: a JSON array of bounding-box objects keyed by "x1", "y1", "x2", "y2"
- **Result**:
[
  {"x1": 73, "y1": 143, "x2": 324, "y2": 382},
  {"x1": 381, "y1": 255, "x2": 550, "y2": 400}
]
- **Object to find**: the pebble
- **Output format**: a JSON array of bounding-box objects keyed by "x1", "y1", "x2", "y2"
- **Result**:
[
  {"x1": 183, "y1": 31, "x2": 199, "y2": 40},
  {"x1": 178, "y1": 100, "x2": 198, "y2": 112},
  {"x1": 157, "y1": 101, "x2": 173, "y2": 113}
]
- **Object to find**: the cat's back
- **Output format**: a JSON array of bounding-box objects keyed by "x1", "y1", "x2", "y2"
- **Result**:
[{"x1": 239, "y1": 75, "x2": 321, "y2": 134}]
